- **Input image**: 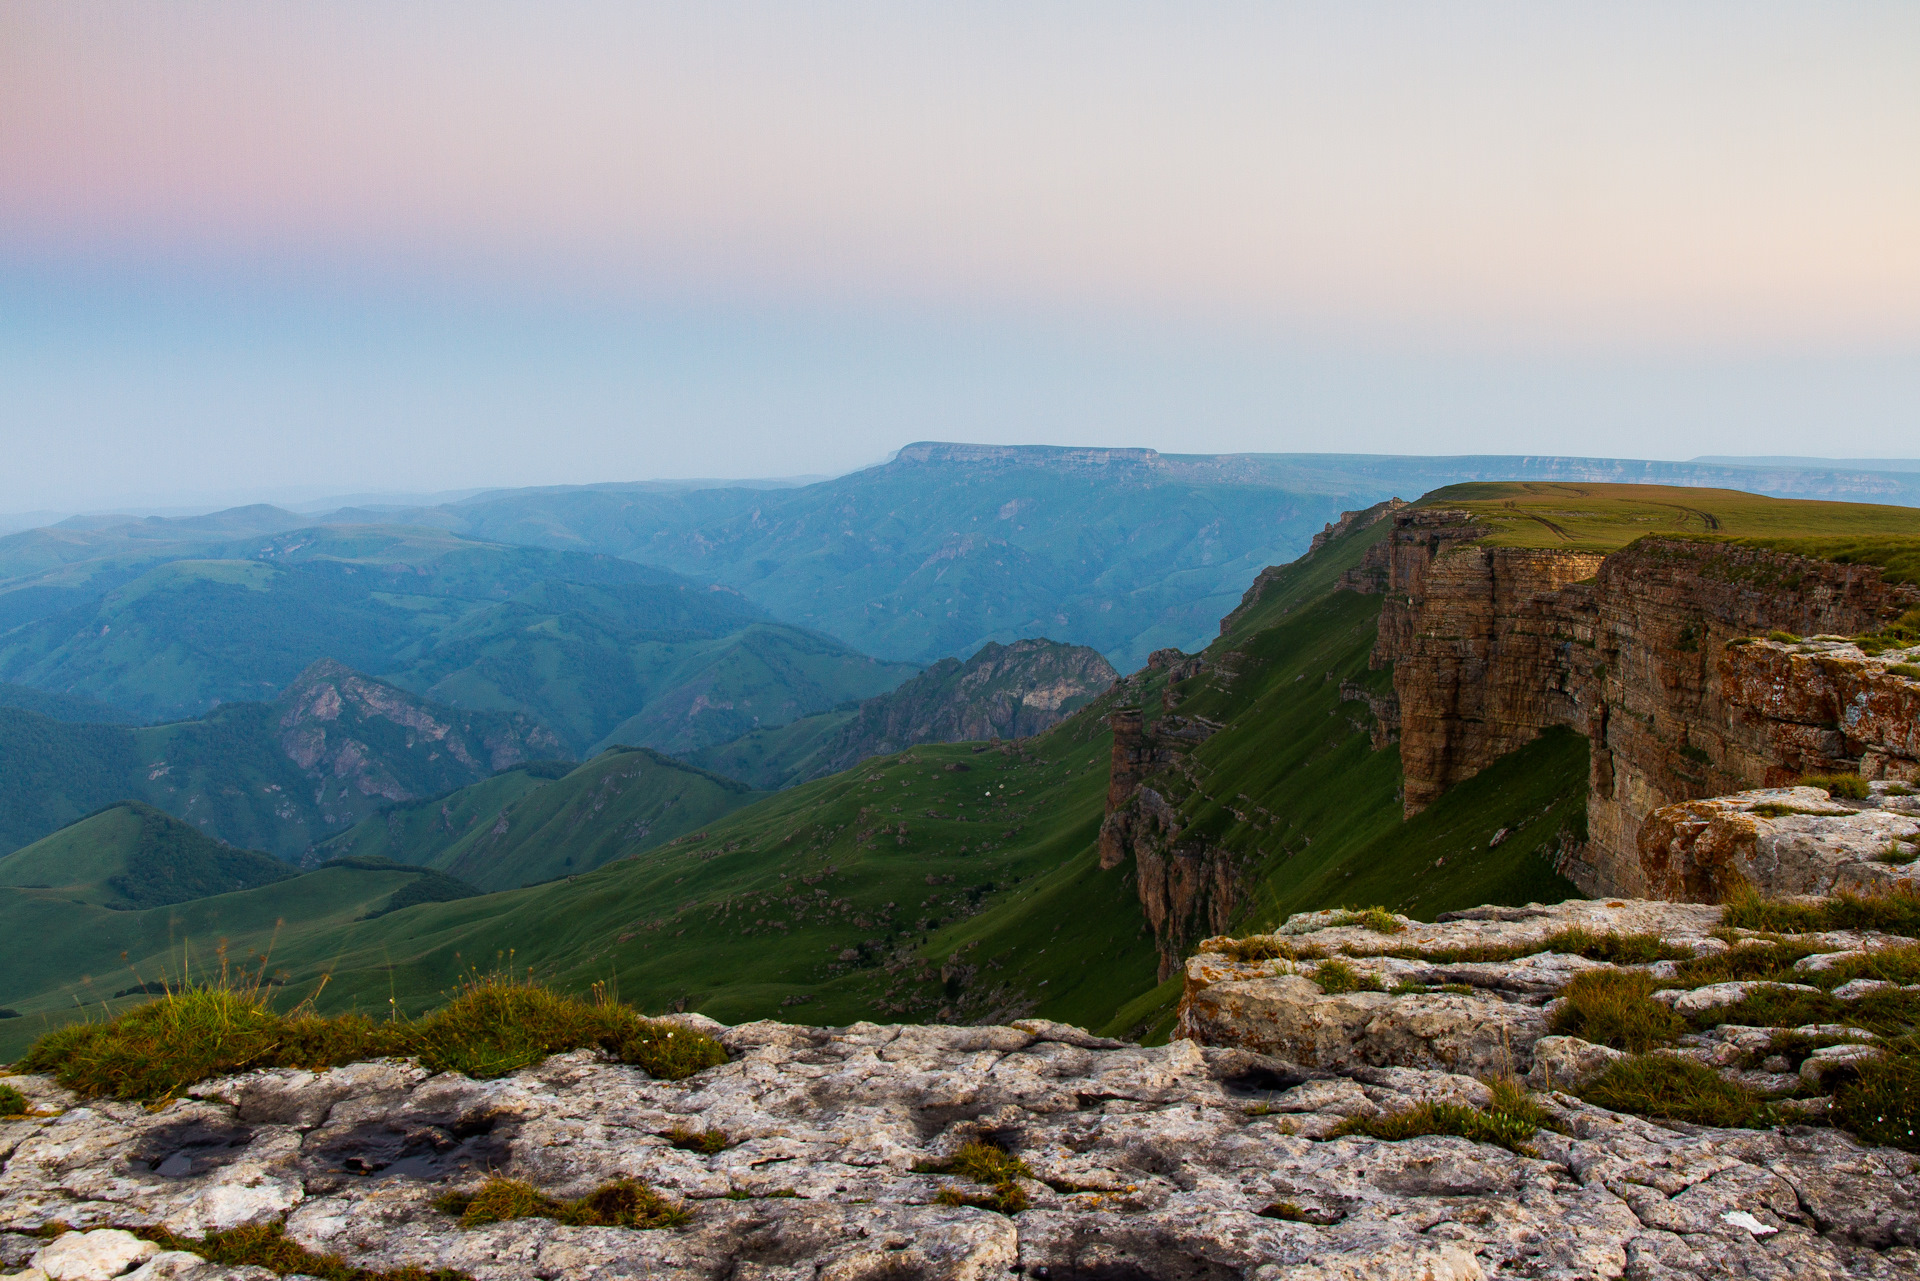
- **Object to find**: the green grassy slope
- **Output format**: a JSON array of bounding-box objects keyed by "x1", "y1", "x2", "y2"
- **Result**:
[
  {"x1": 685, "y1": 709, "x2": 858, "y2": 791},
  {"x1": 0, "y1": 802, "x2": 294, "y2": 909},
  {"x1": 0, "y1": 860, "x2": 452, "y2": 1057},
  {"x1": 354, "y1": 749, "x2": 763, "y2": 892},
  {"x1": 0, "y1": 682, "x2": 142, "y2": 725},
  {"x1": 302, "y1": 764, "x2": 567, "y2": 869}
]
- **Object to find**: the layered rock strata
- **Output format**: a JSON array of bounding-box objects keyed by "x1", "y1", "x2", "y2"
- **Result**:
[
  {"x1": 1178, "y1": 897, "x2": 1916, "y2": 1098},
  {"x1": 1638, "y1": 783, "x2": 1920, "y2": 903},
  {"x1": 1355, "y1": 509, "x2": 1920, "y2": 894},
  {"x1": 3, "y1": 1007, "x2": 1916, "y2": 1280}
]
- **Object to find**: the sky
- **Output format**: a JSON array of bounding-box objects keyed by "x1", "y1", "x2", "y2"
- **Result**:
[{"x1": 3, "y1": 2, "x2": 1918, "y2": 513}]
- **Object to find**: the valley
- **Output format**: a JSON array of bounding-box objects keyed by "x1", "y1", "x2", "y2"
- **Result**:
[{"x1": 1, "y1": 471, "x2": 1916, "y2": 1068}]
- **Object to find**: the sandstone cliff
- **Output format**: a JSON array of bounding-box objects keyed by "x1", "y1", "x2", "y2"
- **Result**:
[{"x1": 1357, "y1": 508, "x2": 1920, "y2": 894}]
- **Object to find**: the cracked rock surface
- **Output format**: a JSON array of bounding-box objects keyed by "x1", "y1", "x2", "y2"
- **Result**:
[{"x1": 2, "y1": 1011, "x2": 1917, "y2": 1279}]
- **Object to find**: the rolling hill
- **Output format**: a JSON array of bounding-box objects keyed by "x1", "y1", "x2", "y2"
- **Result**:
[
  {"x1": 309, "y1": 747, "x2": 762, "y2": 891},
  {"x1": 0, "y1": 802, "x2": 295, "y2": 910}
]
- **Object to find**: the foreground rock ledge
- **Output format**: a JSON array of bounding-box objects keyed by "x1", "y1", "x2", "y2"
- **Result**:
[{"x1": 1, "y1": 1009, "x2": 1916, "y2": 1280}]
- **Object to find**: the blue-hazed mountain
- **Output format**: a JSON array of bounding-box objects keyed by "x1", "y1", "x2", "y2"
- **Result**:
[
  {"x1": 0, "y1": 524, "x2": 914, "y2": 753},
  {"x1": 332, "y1": 445, "x2": 1920, "y2": 671}
]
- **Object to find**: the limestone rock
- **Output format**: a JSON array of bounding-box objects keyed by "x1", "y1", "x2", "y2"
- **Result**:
[
  {"x1": 1649, "y1": 981, "x2": 1822, "y2": 1013},
  {"x1": 1639, "y1": 783, "x2": 1920, "y2": 902},
  {"x1": 2, "y1": 1013, "x2": 1916, "y2": 1278},
  {"x1": 1525, "y1": 1036, "x2": 1626, "y2": 1091},
  {"x1": 32, "y1": 1230, "x2": 157, "y2": 1280}
]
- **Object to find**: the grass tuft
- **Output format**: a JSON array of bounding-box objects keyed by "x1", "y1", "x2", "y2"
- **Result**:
[
  {"x1": 1309, "y1": 959, "x2": 1384, "y2": 994},
  {"x1": 915, "y1": 1138, "x2": 1033, "y2": 1214},
  {"x1": 20, "y1": 972, "x2": 726, "y2": 1103},
  {"x1": 1330, "y1": 1078, "x2": 1552, "y2": 1155},
  {"x1": 435, "y1": 1175, "x2": 688, "y2": 1229},
  {"x1": 1801, "y1": 773, "x2": 1870, "y2": 800},
  {"x1": 1326, "y1": 906, "x2": 1405, "y2": 935},
  {"x1": 0, "y1": 1082, "x2": 26, "y2": 1116},
  {"x1": 137, "y1": 1222, "x2": 467, "y2": 1281},
  {"x1": 1670, "y1": 940, "x2": 1817, "y2": 988},
  {"x1": 1547, "y1": 969, "x2": 1684, "y2": 1053},
  {"x1": 1829, "y1": 1041, "x2": 1920, "y2": 1153},
  {"x1": 1578, "y1": 1054, "x2": 1773, "y2": 1129}
]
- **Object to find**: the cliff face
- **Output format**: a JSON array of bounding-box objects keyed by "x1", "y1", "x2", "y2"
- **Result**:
[
  {"x1": 1096, "y1": 696, "x2": 1228, "y2": 980},
  {"x1": 1363, "y1": 510, "x2": 1920, "y2": 895}
]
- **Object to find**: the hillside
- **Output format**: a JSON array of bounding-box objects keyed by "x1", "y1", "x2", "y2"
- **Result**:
[
  {"x1": 0, "y1": 856, "x2": 477, "y2": 1052},
  {"x1": 311, "y1": 748, "x2": 762, "y2": 891},
  {"x1": 690, "y1": 637, "x2": 1116, "y2": 789},
  {"x1": 0, "y1": 682, "x2": 141, "y2": 724},
  {"x1": 0, "y1": 802, "x2": 294, "y2": 910},
  {"x1": 0, "y1": 661, "x2": 562, "y2": 859}
]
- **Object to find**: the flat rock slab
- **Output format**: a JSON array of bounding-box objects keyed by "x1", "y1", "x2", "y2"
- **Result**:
[{"x1": 0, "y1": 1017, "x2": 1915, "y2": 1279}]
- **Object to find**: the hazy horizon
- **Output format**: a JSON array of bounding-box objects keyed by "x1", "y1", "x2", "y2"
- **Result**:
[{"x1": 6, "y1": 3, "x2": 1919, "y2": 511}]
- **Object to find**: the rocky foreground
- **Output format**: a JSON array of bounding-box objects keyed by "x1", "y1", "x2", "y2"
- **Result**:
[
  {"x1": 0, "y1": 1003, "x2": 1914, "y2": 1278},
  {"x1": 7, "y1": 855, "x2": 1920, "y2": 1280}
]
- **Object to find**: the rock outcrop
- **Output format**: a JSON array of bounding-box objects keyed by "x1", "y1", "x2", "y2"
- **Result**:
[
  {"x1": 1096, "y1": 702, "x2": 1228, "y2": 980},
  {"x1": 277, "y1": 660, "x2": 565, "y2": 804},
  {"x1": 5, "y1": 1003, "x2": 1919, "y2": 1280},
  {"x1": 1180, "y1": 899, "x2": 1725, "y2": 1077},
  {"x1": 1357, "y1": 508, "x2": 1920, "y2": 894},
  {"x1": 1638, "y1": 782, "x2": 1920, "y2": 903}
]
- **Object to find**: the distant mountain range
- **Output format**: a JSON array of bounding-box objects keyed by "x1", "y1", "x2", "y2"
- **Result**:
[
  {"x1": 0, "y1": 524, "x2": 913, "y2": 753},
  {"x1": 11, "y1": 448, "x2": 1916, "y2": 685}
]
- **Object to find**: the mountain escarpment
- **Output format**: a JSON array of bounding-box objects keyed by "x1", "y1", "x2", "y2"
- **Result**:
[{"x1": 1357, "y1": 509, "x2": 1919, "y2": 895}]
